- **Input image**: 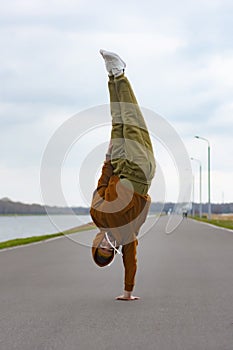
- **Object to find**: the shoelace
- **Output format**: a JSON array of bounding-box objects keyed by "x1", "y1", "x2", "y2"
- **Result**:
[{"x1": 104, "y1": 232, "x2": 122, "y2": 260}]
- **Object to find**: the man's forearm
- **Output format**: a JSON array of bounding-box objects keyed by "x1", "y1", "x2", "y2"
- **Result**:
[
  {"x1": 122, "y1": 239, "x2": 138, "y2": 292},
  {"x1": 96, "y1": 160, "x2": 113, "y2": 195}
]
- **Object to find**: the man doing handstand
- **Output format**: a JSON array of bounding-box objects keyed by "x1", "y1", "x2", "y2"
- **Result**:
[{"x1": 90, "y1": 50, "x2": 156, "y2": 300}]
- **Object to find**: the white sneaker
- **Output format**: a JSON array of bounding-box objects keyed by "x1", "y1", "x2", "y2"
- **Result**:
[{"x1": 100, "y1": 49, "x2": 126, "y2": 77}]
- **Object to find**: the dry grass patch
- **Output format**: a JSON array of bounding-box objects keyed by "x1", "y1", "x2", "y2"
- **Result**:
[{"x1": 211, "y1": 214, "x2": 233, "y2": 221}]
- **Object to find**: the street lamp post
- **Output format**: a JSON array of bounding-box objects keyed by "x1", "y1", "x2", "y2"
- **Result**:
[
  {"x1": 191, "y1": 157, "x2": 202, "y2": 218},
  {"x1": 192, "y1": 174, "x2": 195, "y2": 217},
  {"x1": 194, "y1": 136, "x2": 211, "y2": 219}
]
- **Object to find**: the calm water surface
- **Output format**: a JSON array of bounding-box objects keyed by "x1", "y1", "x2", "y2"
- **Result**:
[{"x1": 0, "y1": 215, "x2": 92, "y2": 243}]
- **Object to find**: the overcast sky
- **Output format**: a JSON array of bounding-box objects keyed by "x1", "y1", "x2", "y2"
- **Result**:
[{"x1": 1, "y1": 0, "x2": 233, "y2": 206}]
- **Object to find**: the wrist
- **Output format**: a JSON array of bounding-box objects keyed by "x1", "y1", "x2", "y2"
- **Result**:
[
  {"x1": 106, "y1": 153, "x2": 111, "y2": 161},
  {"x1": 124, "y1": 290, "x2": 132, "y2": 298}
]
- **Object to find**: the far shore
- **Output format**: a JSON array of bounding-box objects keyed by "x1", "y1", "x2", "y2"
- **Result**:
[{"x1": 0, "y1": 213, "x2": 90, "y2": 216}]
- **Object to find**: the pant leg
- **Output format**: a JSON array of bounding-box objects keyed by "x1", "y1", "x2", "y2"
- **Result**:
[
  {"x1": 114, "y1": 75, "x2": 156, "y2": 190},
  {"x1": 108, "y1": 77, "x2": 125, "y2": 175}
]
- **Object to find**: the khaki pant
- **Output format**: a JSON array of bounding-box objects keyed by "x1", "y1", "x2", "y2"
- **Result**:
[{"x1": 108, "y1": 74, "x2": 156, "y2": 195}]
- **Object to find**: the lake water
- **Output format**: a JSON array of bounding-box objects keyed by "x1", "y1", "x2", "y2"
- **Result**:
[{"x1": 0, "y1": 215, "x2": 92, "y2": 243}]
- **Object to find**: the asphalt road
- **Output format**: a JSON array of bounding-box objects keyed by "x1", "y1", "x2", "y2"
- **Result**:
[{"x1": 0, "y1": 216, "x2": 233, "y2": 350}]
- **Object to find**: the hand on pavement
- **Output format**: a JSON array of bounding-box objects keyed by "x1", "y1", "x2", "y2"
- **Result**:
[{"x1": 115, "y1": 295, "x2": 140, "y2": 301}]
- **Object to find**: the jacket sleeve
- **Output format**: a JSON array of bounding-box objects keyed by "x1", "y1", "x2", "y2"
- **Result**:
[
  {"x1": 95, "y1": 160, "x2": 114, "y2": 198},
  {"x1": 122, "y1": 238, "x2": 138, "y2": 292}
]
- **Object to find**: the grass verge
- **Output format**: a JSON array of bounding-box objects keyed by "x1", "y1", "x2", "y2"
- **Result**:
[
  {"x1": 0, "y1": 222, "x2": 96, "y2": 250},
  {"x1": 192, "y1": 216, "x2": 233, "y2": 230}
]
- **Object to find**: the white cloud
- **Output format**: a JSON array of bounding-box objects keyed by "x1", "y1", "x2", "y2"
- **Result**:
[
  {"x1": 212, "y1": 102, "x2": 233, "y2": 126},
  {"x1": 0, "y1": 0, "x2": 88, "y2": 16},
  {"x1": 0, "y1": 165, "x2": 41, "y2": 204},
  {"x1": 207, "y1": 53, "x2": 233, "y2": 89}
]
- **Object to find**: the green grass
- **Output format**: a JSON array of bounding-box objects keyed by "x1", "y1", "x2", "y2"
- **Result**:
[
  {"x1": 192, "y1": 216, "x2": 233, "y2": 230},
  {"x1": 0, "y1": 223, "x2": 96, "y2": 250}
]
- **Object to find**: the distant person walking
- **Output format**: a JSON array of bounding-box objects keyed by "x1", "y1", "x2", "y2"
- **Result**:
[{"x1": 90, "y1": 50, "x2": 156, "y2": 300}]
